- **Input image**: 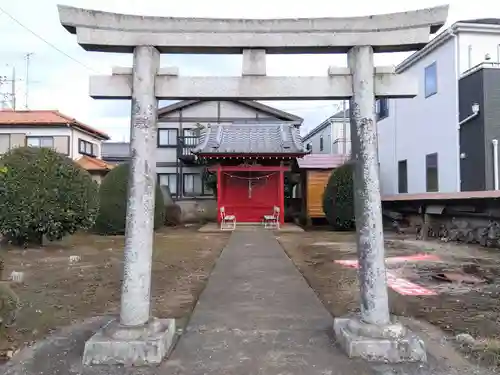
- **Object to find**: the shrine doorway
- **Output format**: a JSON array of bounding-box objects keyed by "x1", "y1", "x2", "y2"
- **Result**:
[{"x1": 220, "y1": 171, "x2": 280, "y2": 223}]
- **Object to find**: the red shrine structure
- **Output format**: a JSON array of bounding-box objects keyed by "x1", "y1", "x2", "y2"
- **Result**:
[{"x1": 192, "y1": 123, "x2": 308, "y2": 225}]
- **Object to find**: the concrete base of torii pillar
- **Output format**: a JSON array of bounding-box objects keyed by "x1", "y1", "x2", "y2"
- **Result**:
[
  {"x1": 332, "y1": 46, "x2": 426, "y2": 363},
  {"x1": 82, "y1": 318, "x2": 176, "y2": 366},
  {"x1": 333, "y1": 318, "x2": 426, "y2": 363}
]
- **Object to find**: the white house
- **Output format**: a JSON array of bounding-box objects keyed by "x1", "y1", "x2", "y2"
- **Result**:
[
  {"x1": 378, "y1": 18, "x2": 500, "y2": 195},
  {"x1": 302, "y1": 107, "x2": 351, "y2": 156},
  {"x1": 0, "y1": 109, "x2": 112, "y2": 182}
]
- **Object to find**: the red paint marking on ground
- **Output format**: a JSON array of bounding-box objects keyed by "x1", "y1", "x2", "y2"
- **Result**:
[
  {"x1": 335, "y1": 259, "x2": 359, "y2": 268},
  {"x1": 335, "y1": 254, "x2": 440, "y2": 268},
  {"x1": 335, "y1": 254, "x2": 439, "y2": 296},
  {"x1": 386, "y1": 272, "x2": 437, "y2": 296}
]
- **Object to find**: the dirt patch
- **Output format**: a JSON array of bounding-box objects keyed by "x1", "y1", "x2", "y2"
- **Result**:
[
  {"x1": 0, "y1": 227, "x2": 229, "y2": 360},
  {"x1": 278, "y1": 231, "x2": 500, "y2": 370}
]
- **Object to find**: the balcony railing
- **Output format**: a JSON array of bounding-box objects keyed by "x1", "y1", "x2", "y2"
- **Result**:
[{"x1": 177, "y1": 135, "x2": 199, "y2": 163}]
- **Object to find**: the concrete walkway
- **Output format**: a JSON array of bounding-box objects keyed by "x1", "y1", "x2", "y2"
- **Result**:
[{"x1": 163, "y1": 229, "x2": 372, "y2": 375}]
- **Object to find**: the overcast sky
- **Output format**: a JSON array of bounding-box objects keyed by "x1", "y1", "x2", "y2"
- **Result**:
[{"x1": 0, "y1": 0, "x2": 497, "y2": 141}]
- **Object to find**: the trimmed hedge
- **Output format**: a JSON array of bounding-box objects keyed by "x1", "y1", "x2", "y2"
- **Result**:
[
  {"x1": 93, "y1": 163, "x2": 165, "y2": 235},
  {"x1": 322, "y1": 163, "x2": 355, "y2": 231},
  {"x1": 0, "y1": 147, "x2": 99, "y2": 246}
]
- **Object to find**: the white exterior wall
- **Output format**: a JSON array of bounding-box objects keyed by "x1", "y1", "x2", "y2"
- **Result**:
[
  {"x1": 0, "y1": 126, "x2": 105, "y2": 160},
  {"x1": 457, "y1": 33, "x2": 500, "y2": 73},
  {"x1": 0, "y1": 126, "x2": 72, "y2": 157},
  {"x1": 303, "y1": 119, "x2": 350, "y2": 155},
  {"x1": 304, "y1": 122, "x2": 331, "y2": 154},
  {"x1": 378, "y1": 37, "x2": 459, "y2": 195},
  {"x1": 71, "y1": 128, "x2": 103, "y2": 159},
  {"x1": 0, "y1": 126, "x2": 71, "y2": 139}
]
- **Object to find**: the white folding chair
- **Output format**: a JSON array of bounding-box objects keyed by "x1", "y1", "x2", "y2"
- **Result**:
[
  {"x1": 220, "y1": 206, "x2": 236, "y2": 231},
  {"x1": 263, "y1": 206, "x2": 280, "y2": 230}
]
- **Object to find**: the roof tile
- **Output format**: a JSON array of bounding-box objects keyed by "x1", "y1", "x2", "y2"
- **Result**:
[
  {"x1": 297, "y1": 154, "x2": 349, "y2": 169},
  {"x1": 0, "y1": 110, "x2": 110, "y2": 140},
  {"x1": 76, "y1": 155, "x2": 115, "y2": 171},
  {"x1": 192, "y1": 123, "x2": 306, "y2": 155}
]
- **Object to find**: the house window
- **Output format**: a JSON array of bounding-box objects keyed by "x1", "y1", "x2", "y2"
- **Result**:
[
  {"x1": 79, "y1": 139, "x2": 97, "y2": 157},
  {"x1": 0, "y1": 134, "x2": 10, "y2": 154},
  {"x1": 426, "y1": 153, "x2": 439, "y2": 192},
  {"x1": 398, "y1": 160, "x2": 408, "y2": 193},
  {"x1": 376, "y1": 99, "x2": 389, "y2": 120},
  {"x1": 158, "y1": 129, "x2": 178, "y2": 147},
  {"x1": 306, "y1": 143, "x2": 312, "y2": 152},
  {"x1": 424, "y1": 62, "x2": 438, "y2": 98},
  {"x1": 319, "y1": 136, "x2": 324, "y2": 151},
  {"x1": 158, "y1": 173, "x2": 177, "y2": 196},
  {"x1": 183, "y1": 173, "x2": 213, "y2": 196},
  {"x1": 27, "y1": 136, "x2": 54, "y2": 148}
]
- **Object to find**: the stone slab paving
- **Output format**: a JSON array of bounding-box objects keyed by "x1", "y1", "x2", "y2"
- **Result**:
[{"x1": 2, "y1": 229, "x2": 495, "y2": 375}]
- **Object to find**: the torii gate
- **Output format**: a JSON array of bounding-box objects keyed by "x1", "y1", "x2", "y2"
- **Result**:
[{"x1": 58, "y1": 4, "x2": 448, "y2": 366}]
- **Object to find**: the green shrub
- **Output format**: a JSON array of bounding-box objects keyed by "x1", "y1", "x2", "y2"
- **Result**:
[
  {"x1": 322, "y1": 162, "x2": 355, "y2": 231},
  {"x1": 0, "y1": 147, "x2": 99, "y2": 246},
  {"x1": 93, "y1": 163, "x2": 165, "y2": 235}
]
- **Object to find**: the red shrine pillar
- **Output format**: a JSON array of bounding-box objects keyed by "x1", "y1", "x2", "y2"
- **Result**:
[
  {"x1": 279, "y1": 170, "x2": 285, "y2": 224},
  {"x1": 216, "y1": 165, "x2": 222, "y2": 224}
]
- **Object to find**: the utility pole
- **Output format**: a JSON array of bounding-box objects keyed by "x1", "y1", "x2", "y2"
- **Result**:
[
  {"x1": 0, "y1": 74, "x2": 6, "y2": 109},
  {"x1": 0, "y1": 65, "x2": 18, "y2": 110},
  {"x1": 11, "y1": 66, "x2": 16, "y2": 110},
  {"x1": 24, "y1": 52, "x2": 33, "y2": 109}
]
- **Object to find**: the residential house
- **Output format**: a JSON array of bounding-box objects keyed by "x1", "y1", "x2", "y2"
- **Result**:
[
  {"x1": 378, "y1": 18, "x2": 500, "y2": 195},
  {"x1": 0, "y1": 109, "x2": 112, "y2": 182},
  {"x1": 102, "y1": 142, "x2": 131, "y2": 165},
  {"x1": 302, "y1": 108, "x2": 351, "y2": 156},
  {"x1": 101, "y1": 100, "x2": 302, "y2": 222}
]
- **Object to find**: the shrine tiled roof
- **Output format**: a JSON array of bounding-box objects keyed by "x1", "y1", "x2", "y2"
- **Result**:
[{"x1": 191, "y1": 123, "x2": 307, "y2": 155}]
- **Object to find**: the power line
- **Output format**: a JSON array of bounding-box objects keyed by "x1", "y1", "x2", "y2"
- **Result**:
[{"x1": 0, "y1": 6, "x2": 100, "y2": 74}]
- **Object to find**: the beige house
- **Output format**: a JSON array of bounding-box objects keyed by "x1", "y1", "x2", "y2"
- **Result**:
[
  {"x1": 156, "y1": 100, "x2": 303, "y2": 221},
  {"x1": 0, "y1": 109, "x2": 113, "y2": 182}
]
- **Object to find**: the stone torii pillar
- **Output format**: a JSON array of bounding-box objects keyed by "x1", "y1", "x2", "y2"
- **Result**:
[
  {"x1": 58, "y1": 4, "x2": 448, "y2": 366},
  {"x1": 121, "y1": 45, "x2": 159, "y2": 328}
]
